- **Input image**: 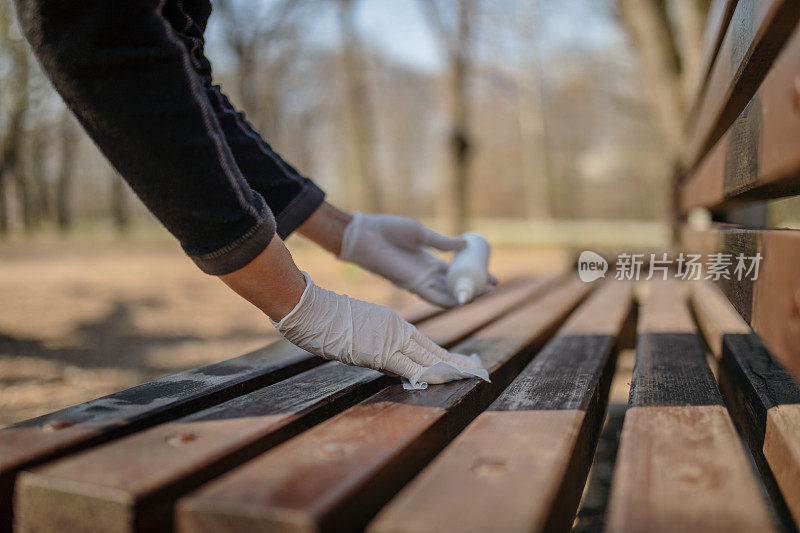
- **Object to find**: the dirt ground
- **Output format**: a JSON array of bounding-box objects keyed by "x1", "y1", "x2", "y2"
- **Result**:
[{"x1": 0, "y1": 235, "x2": 569, "y2": 426}]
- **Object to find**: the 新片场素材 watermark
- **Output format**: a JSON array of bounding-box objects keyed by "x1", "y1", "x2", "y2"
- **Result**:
[{"x1": 577, "y1": 251, "x2": 762, "y2": 282}]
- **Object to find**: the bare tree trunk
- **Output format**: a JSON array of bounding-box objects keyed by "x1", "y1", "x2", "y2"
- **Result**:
[
  {"x1": 423, "y1": 0, "x2": 477, "y2": 234},
  {"x1": 673, "y1": 0, "x2": 709, "y2": 100},
  {"x1": 516, "y1": 0, "x2": 553, "y2": 220},
  {"x1": 28, "y1": 128, "x2": 51, "y2": 228},
  {"x1": 617, "y1": 0, "x2": 685, "y2": 159},
  {"x1": 447, "y1": 1, "x2": 473, "y2": 234},
  {"x1": 0, "y1": 1, "x2": 30, "y2": 234},
  {"x1": 56, "y1": 113, "x2": 78, "y2": 232},
  {"x1": 111, "y1": 171, "x2": 130, "y2": 234},
  {"x1": 338, "y1": 0, "x2": 382, "y2": 213}
]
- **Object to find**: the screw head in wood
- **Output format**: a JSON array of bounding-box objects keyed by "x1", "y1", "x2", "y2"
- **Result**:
[
  {"x1": 41, "y1": 420, "x2": 72, "y2": 431},
  {"x1": 471, "y1": 456, "x2": 507, "y2": 477},
  {"x1": 166, "y1": 433, "x2": 198, "y2": 446}
]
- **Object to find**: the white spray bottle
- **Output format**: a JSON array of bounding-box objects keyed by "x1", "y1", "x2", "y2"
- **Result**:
[{"x1": 446, "y1": 233, "x2": 491, "y2": 305}]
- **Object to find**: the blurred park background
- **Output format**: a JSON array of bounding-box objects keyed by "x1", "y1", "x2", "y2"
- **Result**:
[{"x1": 1, "y1": 0, "x2": 797, "y2": 426}]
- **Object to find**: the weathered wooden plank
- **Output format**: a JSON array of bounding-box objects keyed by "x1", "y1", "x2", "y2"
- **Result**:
[
  {"x1": 0, "y1": 290, "x2": 484, "y2": 533},
  {"x1": 691, "y1": 281, "x2": 800, "y2": 528},
  {"x1": 605, "y1": 280, "x2": 775, "y2": 533},
  {"x1": 0, "y1": 340, "x2": 318, "y2": 532},
  {"x1": 684, "y1": 0, "x2": 738, "y2": 131},
  {"x1": 681, "y1": 24, "x2": 800, "y2": 213},
  {"x1": 413, "y1": 276, "x2": 558, "y2": 347},
  {"x1": 683, "y1": 0, "x2": 800, "y2": 171},
  {"x1": 368, "y1": 282, "x2": 633, "y2": 533},
  {"x1": 12, "y1": 277, "x2": 556, "y2": 533},
  {"x1": 682, "y1": 225, "x2": 800, "y2": 379},
  {"x1": 174, "y1": 277, "x2": 592, "y2": 533}
]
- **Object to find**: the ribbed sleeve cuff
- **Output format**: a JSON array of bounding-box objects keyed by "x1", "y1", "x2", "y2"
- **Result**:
[
  {"x1": 275, "y1": 180, "x2": 326, "y2": 239},
  {"x1": 188, "y1": 208, "x2": 277, "y2": 276}
]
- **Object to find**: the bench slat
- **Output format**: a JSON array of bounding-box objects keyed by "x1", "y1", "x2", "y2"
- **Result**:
[
  {"x1": 682, "y1": 225, "x2": 800, "y2": 379},
  {"x1": 0, "y1": 339, "x2": 318, "y2": 531},
  {"x1": 683, "y1": 0, "x2": 800, "y2": 171},
  {"x1": 681, "y1": 24, "x2": 800, "y2": 213},
  {"x1": 605, "y1": 280, "x2": 774, "y2": 532},
  {"x1": 691, "y1": 281, "x2": 800, "y2": 528},
  {"x1": 12, "y1": 276, "x2": 554, "y2": 533},
  {"x1": 368, "y1": 281, "x2": 633, "y2": 533},
  {"x1": 174, "y1": 277, "x2": 591, "y2": 532}
]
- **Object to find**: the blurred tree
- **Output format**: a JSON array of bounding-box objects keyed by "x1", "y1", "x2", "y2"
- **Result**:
[
  {"x1": 0, "y1": 1, "x2": 31, "y2": 234},
  {"x1": 337, "y1": 0, "x2": 382, "y2": 212},
  {"x1": 617, "y1": 0, "x2": 684, "y2": 158},
  {"x1": 616, "y1": 0, "x2": 710, "y2": 159},
  {"x1": 672, "y1": 0, "x2": 709, "y2": 99},
  {"x1": 422, "y1": 0, "x2": 478, "y2": 234},
  {"x1": 214, "y1": 0, "x2": 306, "y2": 141},
  {"x1": 55, "y1": 111, "x2": 78, "y2": 232},
  {"x1": 26, "y1": 123, "x2": 52, "y2": 229},
  {"x1": 514, "y1": 0, "x2": 554, "y2": 220}
]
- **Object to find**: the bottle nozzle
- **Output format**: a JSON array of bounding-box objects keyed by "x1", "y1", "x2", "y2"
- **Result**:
[
  {"x1": 453, "y1": 277, "x2": 475, "y2": 306},
  {"x1": 456, "y1": 289, "x2": 470, "y2": 305}
]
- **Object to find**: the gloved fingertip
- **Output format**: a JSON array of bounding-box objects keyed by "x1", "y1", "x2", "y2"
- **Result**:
[{"x1": 421, "y1": 228, "x2": 467, "y2": 252}]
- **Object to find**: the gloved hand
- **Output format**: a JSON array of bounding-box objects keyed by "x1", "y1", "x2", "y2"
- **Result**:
[
  {"x1": 340, "y1": 213, "x2": 490, "y2": 307},
  {"x1": 272, "y1": 272, "x2": 488, "y2": 387}
]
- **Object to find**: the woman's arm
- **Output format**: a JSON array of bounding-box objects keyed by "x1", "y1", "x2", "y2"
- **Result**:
[
  {"x1": 296, "y1": 202, "x2": 353, "y2": 257},
  {"x1": 219, "y1": 234, "x2": 306, "y2": 322}
]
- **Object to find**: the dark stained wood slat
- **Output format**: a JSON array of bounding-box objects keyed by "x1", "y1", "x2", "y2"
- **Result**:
[
  {"x1": 11, "y1": 277, "x2": 556, "y2": 533},
  {"x1": 605, "y1": 280, "x2": 774, "y2": 532},
  {"x1": 368, "y1": 281, "x2": 633, "y2": 533},
  {"x1": 683, "y1": 0, "x2": 800, "y2": 172},
  {"x1": 682, "y1": 225, "x2": 800, "y2": 379},
  {"x1": 0, "y1": 293, "x2": 471, "y2": 533},
  {"x1": 691, "y1": 281, "x2": 800, "y2": 528},
  {"x1": 0, "y1": 340, "x2": 318, "y2": 532},
  {"x1": 681, "y1": 24, "x2": 800, "y2": 213},
  {"x1": 174, "y1": 278, "x2": 592, "y2": 533}
]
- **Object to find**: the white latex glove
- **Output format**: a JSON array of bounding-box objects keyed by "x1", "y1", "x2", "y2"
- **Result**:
[
  {"x1": 272, "y1": 272, "x2": 489, "y2": 388},
  {"x1": 340, "y1": 213, "x2": 471, "y2": 307}
]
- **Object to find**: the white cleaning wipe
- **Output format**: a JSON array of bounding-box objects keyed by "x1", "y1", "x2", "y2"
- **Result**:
[{"x1": 403, "y1": 353, "x2": 490, "y2": 390}]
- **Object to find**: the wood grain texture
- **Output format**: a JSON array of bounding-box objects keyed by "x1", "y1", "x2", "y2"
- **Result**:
[
  {"x1": 606, "y1": 280, "x2": 775, "y2": 532},
  {"x1": 12, "y1": 277, "x2": 551, "y2": 533},
  {"x1": 691, "y1": 281, "x2": 800, "y2": 528},
  {"x1": 682, "y1": 225, "x2": 800, "y2": 379},
  {"x1": 690, "y1": 281, "x2": 751, "y2": 358},
  {"x1": 368, "y1": 282, "x2": 633, "y2": 533},
  {"x1": 606, "y1": 405, "x2": 775, "y2": 533},
  {"x1": 419, "y1": 276, "x2": 558, "y2": 346},
  {"x1": 175, "y1": 278, "x2": 592, "y2": 533},
  {"x1": 765, "y1": 404, "x2": 800, "y2": 526},
  {"x1": 683, "y1": 0, "x2": 800, "y2": 171},
  {"x1": 0, "y1": 339, "x2": 319, "y2": 532},
  {"x1": 14, "y1": 364, "x2": 387, "y2": 533},
  {"x1": 681, "y1": 24, "x2": 800, "y2": 213}
]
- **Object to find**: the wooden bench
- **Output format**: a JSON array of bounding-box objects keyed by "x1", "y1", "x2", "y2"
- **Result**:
[
  {"x1": 2, "y1": 275, "x2": 798, "y2": 532},
  {"x1": 676, "y1": 0, "x2": 800, "y2": 528},
  {"x1": 3, "y1": 2, "x2": 800, "y2": 531}
]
